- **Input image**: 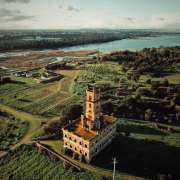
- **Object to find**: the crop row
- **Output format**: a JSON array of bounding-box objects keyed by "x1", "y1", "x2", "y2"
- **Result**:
[{"x1": 0, "y1": 145, "x2": 100, "y2": 180}]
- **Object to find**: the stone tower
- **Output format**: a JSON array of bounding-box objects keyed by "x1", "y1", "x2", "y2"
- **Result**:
[
  {"x1": 84, "y1": 85, "x2": 101, "y2": 130},
  {"x1": 62, "y1": 84, "x2": 117, "y2": 163}
]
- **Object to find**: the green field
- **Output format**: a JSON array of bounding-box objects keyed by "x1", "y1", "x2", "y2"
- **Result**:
[
  {"x1": 0, "y1": 61, "x2": 180, "y2": 179},
  {"x1": 0, "y1": 70, "x2": 80, "y2": 117},
  {"x1": 92, "y1": 119, "x2": 180, "y2": 179},
  {"x1": 0, "y1": 145, "x2": 101, "y2": 180},
  {"x1": 0, "y1": 111, "x2": 29, "y2": 150},
  {"x1": 40, "y1": 118, "x2": 180, "y2": 179}
]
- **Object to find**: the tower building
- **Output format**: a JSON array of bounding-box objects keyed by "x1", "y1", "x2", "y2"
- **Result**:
[{"x1": 62, "y1": 85, "x2": 117, "y2": 163}]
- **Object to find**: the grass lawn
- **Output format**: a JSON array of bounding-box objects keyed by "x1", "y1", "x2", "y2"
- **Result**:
[{"x1": 40, "y1": 140, "x2": 63, "y2": 154}]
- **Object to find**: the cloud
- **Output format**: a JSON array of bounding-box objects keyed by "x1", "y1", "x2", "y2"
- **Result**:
[
  {"x1": 75, "y1": 12, "x2": 180, "y2": 30},
  {"x1": 7, "y1": 15, "x2": 35, "y2": 21},
  {"x1": 158, "y1": 18, "x2": 165, "y2": 21},
  {"x1": 124, "y1": 17, "x2": 134, "y2": 23},
  {"x1": 59, "y1": 4, "x2": 81, "y2": 13},
  {"x1": 0, "y1": 8, "x2": 20, "y2": 17},
  {"x1": 0, "y1": 0, "x2": 30, "y2": 3},
  {"x1": 0, "y1": 8, "x2": 35, "y2": 21},
  {"x1": 67, "y1": 5, "x2": 80, "y2": 12}
]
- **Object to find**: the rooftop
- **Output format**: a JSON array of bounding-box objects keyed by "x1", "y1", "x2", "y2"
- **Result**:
[{"x1": 63, "y1": 114, "x2": 116, "y2": 141}]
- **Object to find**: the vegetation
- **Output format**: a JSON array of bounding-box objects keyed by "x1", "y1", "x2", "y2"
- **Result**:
[
  {"x1": 93, "y1": 119, "x2": 180, "y2": 179},
  {"x1": 0, "y1": 45, "x2": 180, "y2": 179},
  {"x1": 0, "y1": 104, "x2": 43, "y2": 151},
  {"x1": 0, "y1": 70, "x2": 79, "y2": 118},
  {"x1": 0, "y1": 110, "x2": 29, "y2": 150},
  {"x1": 73, "y1": 63, "x2": 124, "y2": 95},
  {"x1": 0, "y1": 145, "x2": 100, "y2": 180},
  {"x1": 0, "y1": 29, "x2": 168, "y2": 51},
  {"x1": 103, "y1": 47, "x2": 180, "y2": 76}
]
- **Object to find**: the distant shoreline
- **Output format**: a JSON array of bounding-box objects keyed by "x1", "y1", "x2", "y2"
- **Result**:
[
  {"x1": 1, "y1": 30, "x2": 180, "y2": 53},
  {"x1": 0, "y1": 34, "x2": 180, "y2": 57}
]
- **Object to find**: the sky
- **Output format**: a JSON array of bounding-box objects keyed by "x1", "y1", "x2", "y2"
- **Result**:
[{"x1": 0, "y1": 0, "x2": 180, "y2": 30}]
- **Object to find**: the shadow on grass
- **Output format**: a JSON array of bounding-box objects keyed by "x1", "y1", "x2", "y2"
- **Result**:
[
  {"x1": 92, "y1": 135, "x2": 180, "y2": 179},
  {"x1": 117, "y1": 124, "x2": 168, "y2": 136}
]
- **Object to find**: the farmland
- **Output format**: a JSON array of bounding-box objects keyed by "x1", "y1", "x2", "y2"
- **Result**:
[
  {"x1": 0, "y1": 145, "x2": 100, "y2": 180},
  {"x1": 0, "y1": 70, "x2": 81, "y2": 118},
  {"x1": 40, "y1": 119, "x2": 180, "y2": 179},
  {"x1": 0, "y1": 110, "x2": 29, "y2": 150},
  {"x1": 0, "y1": 46, "x2": 180, "y2": 179}
]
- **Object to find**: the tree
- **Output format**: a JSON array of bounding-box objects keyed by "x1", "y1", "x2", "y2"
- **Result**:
[
  {"x1": 44, "y1": 120, "x2": 63, "y2": 135},
  {"x1": 62, "y1": 104, "x2": 83, "y2": 121}
]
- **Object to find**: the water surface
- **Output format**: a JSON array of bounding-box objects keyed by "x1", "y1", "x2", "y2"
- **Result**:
[{"x1": 60, "y1": 35, "x2": 180, "y2": 52}]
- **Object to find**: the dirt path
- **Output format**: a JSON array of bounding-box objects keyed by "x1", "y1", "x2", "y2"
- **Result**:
[
  {"x1": 0, "y1": 104, "x2": 44, "y2": 158},
  {"x1": 57, "y1": 69, "x2": 80, "y2": 92},
  {"x1": 40, "y1": 70, "x2": 80, "y2": 114},
  {"x1": 0, "y1": 70, "x2": 80, "y2": 158}
]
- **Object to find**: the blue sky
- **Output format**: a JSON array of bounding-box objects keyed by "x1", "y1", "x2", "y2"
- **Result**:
[{"x1": 0, "y1": 0, "x2": 180, "y2": 29}]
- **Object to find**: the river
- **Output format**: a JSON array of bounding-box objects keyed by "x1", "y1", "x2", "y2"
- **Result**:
[
  {"x1": 0, "y1": 35, "x2": 180, "y2": 59},
  {"x1": 60, "y1": 35, "x2": 180, "y2": 52}
]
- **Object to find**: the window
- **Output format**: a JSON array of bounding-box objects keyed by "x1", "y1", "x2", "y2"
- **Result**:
[
  {"x1": 80, "y1": 150, "x2": 82, "y2": 154},
  {"x1": 89, "y1": 110, "x2": 92, "y2": 113},
  {"x1": 69, "y1": 137, "x2": 72, "y2": 140},
  {"x1": 74, "y1": 139, "x2": 77, "y2": 143},
  {"x1": 85, "y1": 153, "x2": 87, "y2": 156},
  {"x1": 65, "y1": 134, "x2": 67, "y2": 138},
  {"x1": 89, "y1": 103, "x2": 92, "y2": 108},
  {"x1": 75, "y1": 147, "x2": 77, "y2": 151},
  {"x1": 89, "y1": 96, "x2": 92, "y2": 101},
  {"x1": 79, "y1": 142, "x2": 82, "y2": 145},
  {"x1": 85, "y1": 144, "x2": 88, "y2": 148},
  {"x1": 65, "y1": 142, "x2": 67, "y2": 145},
  {"x1": 70, "y1": 145, "x2": 72, "y2": 148}
]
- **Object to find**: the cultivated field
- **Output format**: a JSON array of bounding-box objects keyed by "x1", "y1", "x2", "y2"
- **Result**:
[
  {"x1": 0, "y1": 70, "x2": 81, "y2": 118},
  {"x1": 0, "y1": 145, "x2": 100, "y2": 180}
]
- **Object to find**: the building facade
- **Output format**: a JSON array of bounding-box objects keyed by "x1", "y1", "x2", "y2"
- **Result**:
[{"x1": 62, "y1": 85, "x2": 116, "y2": 163}]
